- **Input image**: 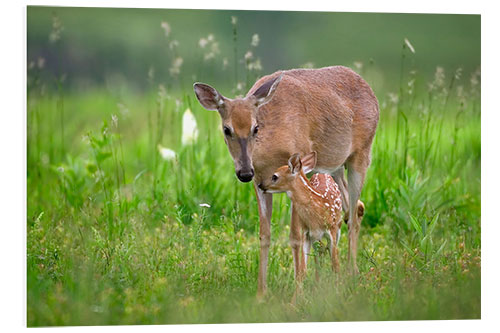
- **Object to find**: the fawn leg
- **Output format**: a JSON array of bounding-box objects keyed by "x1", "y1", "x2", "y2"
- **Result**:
[
  {"x1": 290, "y1": 203, "x2": 304, "y2": 302},
  {"x1": 327, "y1": 227, "x2": 340, "y2": 272}
]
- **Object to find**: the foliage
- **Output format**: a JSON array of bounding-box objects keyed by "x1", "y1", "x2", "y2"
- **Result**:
[{"x1": 26, "y1": 11, "x2": 480, "y2": 326}]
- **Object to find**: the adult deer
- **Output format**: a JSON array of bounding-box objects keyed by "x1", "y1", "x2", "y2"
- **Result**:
[{"x1": 193, "y1": 66, "x2": 379, "y2": 296}]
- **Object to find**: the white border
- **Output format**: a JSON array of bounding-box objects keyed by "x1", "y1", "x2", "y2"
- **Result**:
[{"x1": 3, "y1": 0, "x2": 497, "y2": 332}]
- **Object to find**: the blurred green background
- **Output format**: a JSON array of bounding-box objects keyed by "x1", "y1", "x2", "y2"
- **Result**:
[{"x1": 27, "y1": 6, "x2": 480, "y2": 95}]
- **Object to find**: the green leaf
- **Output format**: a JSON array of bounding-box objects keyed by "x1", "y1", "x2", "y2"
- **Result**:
[{"x1": 409, "y1": 213, "x2": 423, "y2": 238}]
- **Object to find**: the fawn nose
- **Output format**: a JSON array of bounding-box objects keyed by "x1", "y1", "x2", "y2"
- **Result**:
[{"x1": 236, "y1": 168, "x2": 254, "y2": 182}]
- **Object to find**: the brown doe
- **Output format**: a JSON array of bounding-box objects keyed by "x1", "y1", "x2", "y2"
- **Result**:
[{"x1": 193, "y1": 66, "x2": 379, "y2": 296}]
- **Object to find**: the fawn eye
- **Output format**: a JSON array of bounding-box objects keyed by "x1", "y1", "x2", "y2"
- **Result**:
[
  {"x1": 271, "y1": 174, "x2": 278, "y2": 182},
  {"x1": 223, "y1": 126, "x2": 232, "y2": 137},
  {"x1": 252, "y1": 125, "x2": 259, "y2": 136}
]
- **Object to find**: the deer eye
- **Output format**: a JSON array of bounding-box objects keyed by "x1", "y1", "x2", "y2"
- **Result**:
[
  {"x1": 223, "y1": 126, "x2": 232, "y2": 137},
  {"x1": 252, "y1": 125, "x2": 259, "y2": 136},
  {"x1": 271, "y1": 174, "x2": 278, "y2": 182}
]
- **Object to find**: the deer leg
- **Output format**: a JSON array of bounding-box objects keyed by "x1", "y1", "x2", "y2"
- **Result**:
[
  {"x1": 326, "y1": 228, "x2": 340, "y2": 273},
  {"x1": 303, "y1": 231, "x2": 312, "y2": 270},
  {"x1": 290, "y1": 204, "x2": 304, "y2": 301},
  {"x1": 332, "y1": 167, "x2": 349, "y2": 222},
  {"x1": 346, "y1": 160, "x2": 367, "y2": 275},
  {"x1": 254, "y1": 184, "x2": 273, "y2": 298}
]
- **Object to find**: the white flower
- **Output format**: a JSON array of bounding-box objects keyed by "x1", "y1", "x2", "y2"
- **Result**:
[
  {"x1": 182, "y1": 108, "x2": 199, "y2": 145},
  {"x1": 111, "y1": 114, "x2": 118, "y2": 127},
  {"x1": 199, "y1": 203, "x2": 211, "y2": 208},
  {"x1": 251, "y1": 34, "x2": 260, "y2": 47},
  {"x1": 169, "y1": 40, "x2": 179, "y2": 50},
  {"x1": 404, "y1": 38, "x2": 415, "y2": 54},
  {"x1": 161, "y1": 21, "x2": 171, "y2": 37},
  {"x1": 37, "y1": 57, "x2": 45, "y2": 69},
  {"x1": 231, "y1": 16, "x2": 238, "y2": 25},
  {"x1": 158, "y1": 145, "x2": 176, "y2": 160},
  {"x1": 199, "y1": 38, "x2": 208, "y2": 48},
  {"x1": 169, "y1": 57, "x2": 183, "y2": 76},
  {"x1": 248, "y1": 59, "x2": 262, "y2": 71},
  {"x1": 353, "y1": 61, "x2": 363, "y2": 71},
  {"x1": 301, "y1": 62, "x2": 315, "y2": 69},
  {"x1": 244, "y1": 51, "x2": 253, "y2": 60}
]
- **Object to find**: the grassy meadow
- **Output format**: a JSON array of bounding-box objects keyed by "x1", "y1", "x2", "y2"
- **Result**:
[{"x1": 27, "y1": 8, "x2": 480, "y2": 326}]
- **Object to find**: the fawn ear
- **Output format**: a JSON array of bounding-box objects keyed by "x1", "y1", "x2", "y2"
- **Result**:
[
  {"x1": 252, "y1": 74, "x2": 283, "y2": 107},
  {"x1": 193, "y1": 83, "x2": 226, "y2": 112},
  {"x1": 288, "y1": 153, "x2": 302, "y2": 175},
  {"x1": 301, "y1": 151, "x2": 317, "y2": 174}
]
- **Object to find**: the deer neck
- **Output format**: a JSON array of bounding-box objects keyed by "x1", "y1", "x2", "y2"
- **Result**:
[{"x1": 288, "y1": 172, "x2": 324, "y2": 206}]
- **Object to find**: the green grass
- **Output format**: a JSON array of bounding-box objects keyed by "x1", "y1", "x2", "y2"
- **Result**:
[{"x1": 27, "y1": 46, "x2": 480, "y2": 325}]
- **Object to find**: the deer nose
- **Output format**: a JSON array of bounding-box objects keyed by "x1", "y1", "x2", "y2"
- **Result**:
[
  {"x1": 236, "y1": 168, "x2": 254, "y2": 182},
  {"x1": 258, "y1": 183, "x2": 266, "y2": 191}
]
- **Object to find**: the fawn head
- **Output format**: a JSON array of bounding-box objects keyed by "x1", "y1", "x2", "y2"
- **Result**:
[
  {"x1": 193, "y1": 75, "x2": 282, "y2": 182},
  {"x1": 260, "y1": 151, "x2": 317, "y2": 193}
]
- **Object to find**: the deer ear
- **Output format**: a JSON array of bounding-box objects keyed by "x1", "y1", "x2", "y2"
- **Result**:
[
  {"x1": 301, "y1": 151, "x2": 317, "y2": 174},
  {"x1": 252, "y1": 74, "x2": 283, "y2": 107},
  {"x1": 193, "y1": 83, "x2": 226, "y2": 111},
  {"x1": 288, "y1": 153, "x2": 302, "y2": 174}
]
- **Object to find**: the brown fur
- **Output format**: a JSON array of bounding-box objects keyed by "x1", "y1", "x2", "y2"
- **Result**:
[
  {"x1": 263, "y1": 152, "x2": 366, "y2": 297},
  {"x1": 194, "y1": 66, "x2": 379, "y2": 296}
]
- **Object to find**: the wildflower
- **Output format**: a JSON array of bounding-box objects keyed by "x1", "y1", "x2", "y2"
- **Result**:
[
  {"x1": 169, "y1": 57, "x2": 183, "y2": 77},
  {"x1": 199, "y1": 38, "x2": 208, "y2": 48},
  {"x1": 404, "y1": 37, "x2": 415, "y2": 54},
  {"x1": 199, "y1": 203, "x2": 211, "y2": 208},
  {"x1": 244, "y1": 51, "x2": 253, "y2": 60},
  {"x1": 169, "y1": 40, "x2": 179, "y2": 50},
  {"x1": 454, "y1": 67, "x2": 463, "y2": 81},
  {"x1": 175, "y1": 99, "x2": 182, "y2": 112},
  {"x1": 182, "y1": 108, "x2": 199, "y2": 145},
  {"x1": 222, "y1": 57, "x2": 229, "y2": 70},
  {"x1": 148, "y1": 67, "x2": 155, "y2": 82},
  {"x1": 387, "y1": 92, "x2": 399, "y2": 104},
  {"x1": 428, "y1": 66, "x2": 445, "y2": 92},
  {"x1": 49, "y1": 13, "x2": 64, "y2": 43},
  {"x1": 236, "y1": 82, "x2": 245, "y2": 92},
  {"x1": 301, "y1": 62, "x2": 315, "y2": 69},
  {"x1": 37, "y1": 57, "x2": 45, "y2": 69},
  {"x1": 117, "y1": 103, "x2": 130, "y2": 117},
  {"x1": 157, "y1": 84, "x2": 167, "y2": 100},
  {"x1": 470, "y1": 67, "x2": 480, "y2": 87},
  {"x1": 353, "y1": 61, "x2": 363, "y2": 72},
  {"x1": 157, "y1": 145, "x2": 176, "y2": 160},
  {"x1": 111, "y1": 114, "x2": 118, "y2": 127},
  {"x1": 200, "y1": 34, "x2": 220, "y2": 61},
  {"x1": 161, "y1": 21, "x2": 171, "y2": 37},
  {"x1": 157, "y1": 84, "x2": 168, "y2": 110},
  {"x1": 248, "y1": 58, "x2": 262, "y2": 71},
  {"x1": 251, "y1": 34, "x2": 260, "y2": 47}
]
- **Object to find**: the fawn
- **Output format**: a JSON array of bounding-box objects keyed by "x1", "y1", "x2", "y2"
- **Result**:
[
  {"x1": 260, "y1": 151, "x2": 365, "y2": 285},
  {"x1": 194, "y1": 66, "x2": 379, "y2": 295}
]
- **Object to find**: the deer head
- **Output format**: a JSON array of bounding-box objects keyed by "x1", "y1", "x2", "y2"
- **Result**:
[
  {"x1": 259, "y1": 151, "x2": 317, "y2": 193},
  {"x1": 193, "y1": 75, "x2": 282, "y2": 182}
]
